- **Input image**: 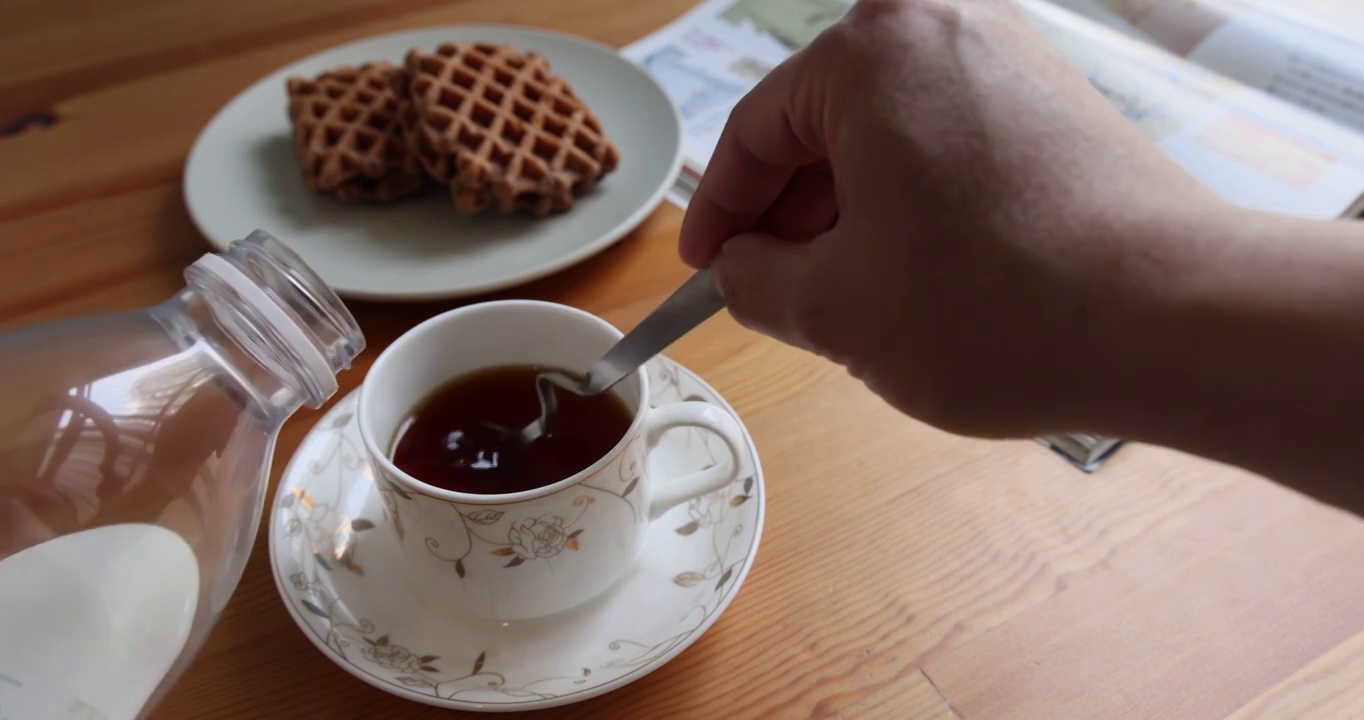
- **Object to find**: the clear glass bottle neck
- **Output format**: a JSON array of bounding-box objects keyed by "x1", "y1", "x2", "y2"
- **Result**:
[{"x1": 157, "y1": 231, "x2": 364, "y2": 418}]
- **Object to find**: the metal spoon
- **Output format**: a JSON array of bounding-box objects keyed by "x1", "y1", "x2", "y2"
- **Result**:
[{"x1": 492, "y1": 269, "x2": 725, "y2": 445}]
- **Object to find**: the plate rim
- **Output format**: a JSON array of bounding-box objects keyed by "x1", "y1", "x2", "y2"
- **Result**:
[
  {"x1": 183, "y1": 24, "x2": 684, "y2": 302},
  {"x1": 266, "y1": 358, "x2": 765, "y2": 711}
]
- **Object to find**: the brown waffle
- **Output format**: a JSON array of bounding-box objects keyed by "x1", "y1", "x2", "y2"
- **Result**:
[
  {"x1": 404, "y1": 43, "x2": 621, "y2": 216},
  {"x1": 286, "y1": 62, "x2": 426, "y2": 203}
]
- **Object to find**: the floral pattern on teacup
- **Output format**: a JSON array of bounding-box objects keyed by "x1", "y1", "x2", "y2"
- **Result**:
[
  {"x1": 371, "y1": 402, "x2": 647, "y2": 581},
  {"x1": 378, "y1": 486, "x2": 604, "y2": 576},
  {"x1": 506, "y1": 516, "x2": 578, "y2": 560}
]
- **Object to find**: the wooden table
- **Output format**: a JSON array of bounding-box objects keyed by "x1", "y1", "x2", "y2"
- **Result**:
[{"x1": 7, "y1": 0, "x2": 1364, "y2": 717}]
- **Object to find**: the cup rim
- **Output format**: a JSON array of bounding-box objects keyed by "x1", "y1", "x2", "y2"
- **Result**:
[{"x1": 356, "y1": 299, "x2": 649, "y2": 506}]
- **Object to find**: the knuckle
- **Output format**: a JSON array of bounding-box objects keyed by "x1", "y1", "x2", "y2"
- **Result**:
[
  {"x1": 788, "y1": 289, "x2": 828, "y2": 347},
  {"x1": 711, "y1": 260, "x2": 771, "y2": 334},
  {"x1": 849, "y1": 0, "x2": 947, "y2": 24},
  {"x1": 849, "y1": 0, "x2": 914, "y2": 20},
  {"x1": 845, "y1": 0, "x2": 987, "y2": 41},
  {"x1": 710, "y1": 261, "x2": 748, "y2": 314},
  {"x1": 786, "y1": 272, "x2": 843, "y2": 352}
]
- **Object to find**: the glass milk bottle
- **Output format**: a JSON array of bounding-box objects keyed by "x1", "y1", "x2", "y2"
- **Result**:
[{"x1": 0, "y1": 231, "x2": 364, "y2": 720}]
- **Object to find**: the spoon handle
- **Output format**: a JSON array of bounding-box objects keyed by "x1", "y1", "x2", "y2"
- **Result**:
[{"x1": 583, "y1": 269, "x2": 726, "y2": 395}]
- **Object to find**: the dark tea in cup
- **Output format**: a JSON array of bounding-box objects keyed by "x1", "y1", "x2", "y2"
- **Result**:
[{"x1": 390, "y1": 365, "x2": 633, "y2": 495}]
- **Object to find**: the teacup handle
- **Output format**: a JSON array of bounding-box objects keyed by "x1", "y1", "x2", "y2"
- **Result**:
[{"x1": 644, "y1": 402, "x2": 746, "y2": 520}]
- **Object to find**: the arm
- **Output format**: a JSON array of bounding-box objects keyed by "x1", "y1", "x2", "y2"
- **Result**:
[
  {"x1": 1080, "y1": 209, "x2": 1364, "y2": 506},
  {"x1": 678, "y1": 0, "x2": 1364, "y2": 510}
]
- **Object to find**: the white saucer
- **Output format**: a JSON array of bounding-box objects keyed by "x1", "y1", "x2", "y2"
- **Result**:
[
  {"x1": 267, "y1": 358, "x2": 764, "y2": 711},
  {"x1": 184, "y1": 26, "x2": 683, "y2": 302}
]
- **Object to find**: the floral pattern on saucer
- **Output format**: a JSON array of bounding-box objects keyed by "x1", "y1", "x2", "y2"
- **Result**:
[{"x1": 268, "y1": 357, "x2": 764, "y2": 710}]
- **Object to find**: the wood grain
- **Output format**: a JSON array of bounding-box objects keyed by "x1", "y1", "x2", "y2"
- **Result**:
[
  {"x1": 1228, "y1": 628, "x2": 1364, "y2": 720},
  {"x1": 922, "y1": 479, "x2": 1364, "y2": 719},
  {"x1": 7, "y1": 1, "x2": 1364, "y2": 718}
]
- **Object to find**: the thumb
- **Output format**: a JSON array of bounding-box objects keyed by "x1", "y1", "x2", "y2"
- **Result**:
[{"x1": 710, "y1": 231, "x2": 821, "y2": 349}]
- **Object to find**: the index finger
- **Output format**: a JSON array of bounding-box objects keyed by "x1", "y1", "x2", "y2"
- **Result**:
[{"x1": 678, "y1": 57, "x2": 823, "y2": 268}]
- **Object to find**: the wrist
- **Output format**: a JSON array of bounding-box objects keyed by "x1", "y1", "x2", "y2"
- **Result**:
[{"x1": 1070, "y1": 204, "x2": 1364, "y2": 479}]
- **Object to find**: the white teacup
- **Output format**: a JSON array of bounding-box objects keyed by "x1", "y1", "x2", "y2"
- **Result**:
[{"x1": 357, "y1": 300, "x2": 744, "y2": 620}]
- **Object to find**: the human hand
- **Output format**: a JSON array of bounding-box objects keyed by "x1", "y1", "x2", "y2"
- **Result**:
[{"x1": 679, "y1": 0, "x2": 1229, "y2": 436}]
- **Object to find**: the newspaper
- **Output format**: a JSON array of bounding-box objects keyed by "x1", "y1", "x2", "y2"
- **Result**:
[
  {"x1": 623, "y1": 0, "x2": 1364, "y2": 469},
  {"x1": 1019, "y1": 0, "x2": 1364, "y2": 219},
  {"x1": 624, "y1": 0, "x2": 1364, "y2": 218},
  {"x1": 621, "y1": 0, "x2": 851, "y2": 207},
  {"x1": 1045, "y1": 0, "x2": 1364, "y2": 132}
]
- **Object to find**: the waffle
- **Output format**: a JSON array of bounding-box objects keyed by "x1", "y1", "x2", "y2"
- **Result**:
[
  {"x1": 404, "y1": 43, "x2": 620, "y2": 216},
  {"x1": 286, "y1": 62, "x2": 426, "y2": 203}
]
